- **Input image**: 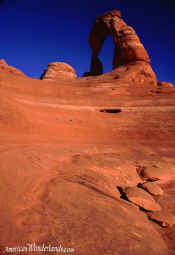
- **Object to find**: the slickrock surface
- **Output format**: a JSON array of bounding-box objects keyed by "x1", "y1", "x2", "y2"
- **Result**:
[
  {"x1": 141, "y1": 167, "x2": 172, "y2": 183},
  {"x1": 0, "y1": 62, "x2": 175, "y2": 255},
  {"x1": 0, "y1": 10, "x2": 175, "y2": 255},
  {"x1": 141, "y1": 182, "x2": 164, "y2": 196},
  {"x1": 148, "y1": 211, "x2": 175, "y2": 228},
  {"x1": 40, "y1": 62, "x2": 77, "y2": 81},
  {"x1": 124, "y1": 186, "x2": 162, "y2": 211}
]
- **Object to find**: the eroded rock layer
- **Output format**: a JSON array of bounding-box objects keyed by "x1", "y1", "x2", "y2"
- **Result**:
[
  {"x1": 40, "y1": 62, "x2": 77, "y2": 82},
  {"x1": 87, "y1": 10, "x2": 157, "y2": 88},
  {"x1": 0, "y1": 59, "x2": 25, "y2": 77}
]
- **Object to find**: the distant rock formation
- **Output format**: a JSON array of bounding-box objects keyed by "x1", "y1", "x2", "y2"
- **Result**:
[
  {"x1": 0, "y1": 59, "x2": 25, "y2": 77},
  {"x1": 84, "y1": 10, "x2": 157, "y2": 87},
  {"x1": 88, "y1": 10, "x2": 150, "y2": 75},
  {"x1": 158, "y1": 81, "x2": 174, "y2": 88},
  {"x1": 40, "y1": 62, "x2": 77, "y2": 82}
]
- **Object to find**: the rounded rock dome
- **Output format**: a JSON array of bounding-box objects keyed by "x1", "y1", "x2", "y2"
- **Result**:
[{"x1": 40, "y1": 62, "x2": 77, "y2": 81}]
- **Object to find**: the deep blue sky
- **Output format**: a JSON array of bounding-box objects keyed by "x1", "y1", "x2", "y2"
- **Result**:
[{"x1": 0, "y1": 0, "x2": 175, "y2": 84}]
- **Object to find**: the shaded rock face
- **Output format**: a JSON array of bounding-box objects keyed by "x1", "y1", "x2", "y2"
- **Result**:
[
  {"x1": 86, "y1": 10, "x2": 157, "y2": 87},
  {"x1": 40, "y1": 62, "x2": 77, "y2": 82}
]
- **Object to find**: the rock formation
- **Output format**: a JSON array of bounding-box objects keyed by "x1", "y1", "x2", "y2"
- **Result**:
[
  {"x1": 86, "y1": 10, "x2": 157, "y2": 87},
  {"x1": 155, "y1": 81, "x2": 175, "y2": 94},
  {"x1": 148, "y1": 211, "x2": 175, "y2": 228},
  {"x1": 140, "y1": 182, "x2": 164, "y2": 196},
  {"x1": 0, "y1": 10, "x2": 175, "y2": 255},
  {"x1": 0, "y1": 59, "x2": 25, "y2": 77},
  {"x1": 140, "y1": 166, "x2": 172, "y2": 183},
  {"x1": 40, "y1": 62, "x2": 77, "y2": 82},
  {"x1": 124, "y1": 186, "x2": 162, "y2": 211},
  {"x1": 89, "y1": 10, "x2": 150, "y2": 72},
  {"x1": 158, "y1": 82, "x2": 174, "y2": 88}
]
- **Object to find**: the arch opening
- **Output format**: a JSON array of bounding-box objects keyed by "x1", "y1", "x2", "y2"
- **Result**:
[
  {"x1": 98, "y1": 35, "x2": 114, "y2": 74},
  {"x1": 87, "y1": 10, "x2": 151, "y2": 77}
]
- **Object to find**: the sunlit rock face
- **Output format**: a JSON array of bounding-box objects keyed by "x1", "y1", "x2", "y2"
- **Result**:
[
  {"x1": 86, "y1": 10, "x2": 157, "y2": 88},
  {"x1": 89, "y1": 10, "x2": 150, "y2": 72},
  {"x1": 0, "y1": 59, "x2": 25, "y2": 76},
  {"x1": 40, "y1": 62, "x2": 77, "y2": 82}
]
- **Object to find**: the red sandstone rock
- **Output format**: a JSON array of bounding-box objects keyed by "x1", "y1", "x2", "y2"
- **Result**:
[
  {"x1": 141, "y1": 167, "x2": 172, "y2": 183},
  {"x1": 0, "y1": 10, "x2": 175, "y2": 255},
  {"x1": 85, "y1": 10, "x2": 158, "y2": 90},
  {"x1": 0, "y1": 59, "x2": 25, "y2": 77},
  {"x1": 148, "y1": 211, "x2": 175, "y2": 228},
  {"x1": 88, "y1": 10, "x2": 150, "y2": 75},
  {"x1": 141, "y1": 182, "x2": 164, "y2": 196},
  {"x1": 0, "y1": 58, "x2": 174, "y2": 255},
  {"x1": 40, "y1": 62, "x2": 77, "y2": 81},
  {"x1": 158, "y1": 82, "x2": 174, "y2": 88},
  {"x1": 124, "y1": 186, "x2": 162, "y2": 211},
  {"x1": 155, "y1": 81, "x2": 175, "y2": 94}
]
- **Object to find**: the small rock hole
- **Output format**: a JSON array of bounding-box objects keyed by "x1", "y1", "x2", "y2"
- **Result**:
[
  {"x1": 100, "y1": 108, "x2": 122, "y2": 114},
  {"x1": 116, "y1": 186, "x2": 129, "y2": 201}
]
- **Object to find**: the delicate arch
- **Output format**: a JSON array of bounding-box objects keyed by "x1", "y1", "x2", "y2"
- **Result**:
[{"x1": 88, "y1": 10, "x2": 150, "y2": 76}]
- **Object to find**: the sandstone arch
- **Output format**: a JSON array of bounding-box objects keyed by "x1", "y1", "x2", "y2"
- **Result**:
[{"x1": 88, "y1": 10, "x2": 150, "y2": 76}]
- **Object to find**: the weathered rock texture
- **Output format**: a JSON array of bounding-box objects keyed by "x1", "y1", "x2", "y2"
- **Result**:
[
  {"x1": 89, "y1": 10, "x2": 149, "y2": 70},
  {"x1": 158, "y1": 82, "x2": 174, "y2": 88},
  {"x1": 141, "y1": 182, "x2": 164, "y2": 196},
  {"x1": 40, "y1": 62, "x2": 77, "y2": 82},
  {"x1": 124, "y1": 186, "x2": 162, "y2": 211},
  {"x1": 0, "y1": 59, "x2": 25, "y2": 77},
  {"x1": 156, "y1": 81, "x2": 175, "y2": 94},
  {"x1": 0, "y1": 55, "x2": 175, "y2": 255},
  {"x1": 141, "y1": 167, "x2": 172, "y2": 183},
  {"x1": 148, "y1": 211, "x2": 175, "y2": 228},
  {"x1": 86, "y1": 10, "x2": 157, "y2": 87}
]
